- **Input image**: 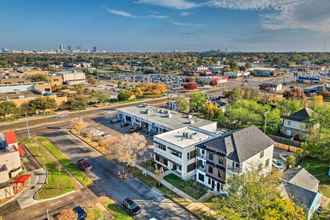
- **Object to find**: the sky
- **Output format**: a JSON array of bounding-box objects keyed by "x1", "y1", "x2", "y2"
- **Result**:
[{"x1": 1, "y1": 0, "x2": 330, "y2": 52}]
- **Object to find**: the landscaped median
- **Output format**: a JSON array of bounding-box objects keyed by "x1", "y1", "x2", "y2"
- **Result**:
[
  {"x1": 23, "y1": 137, "x2": 93, "y2": 199},
  {"x1": 35, "y1": 136, "x2": 93, "y2": 187},
  {"x1": 23, "y1": 137, "x2": 76, "y2": 200}
]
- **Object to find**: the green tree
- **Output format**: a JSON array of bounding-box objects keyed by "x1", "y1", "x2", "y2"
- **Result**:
[
  {"x1": 213, "y1": 172, "x2": 305, "y2": 220},
  {"x1": 66, "y1": 97, "x2": 87, "y2": 110},
  {"x1": 118, "y1": 90, "x2": 131, "y2": 101},
  {"x1": 176, "y1": 97, "x2": 190, "y2": 113},
  {"x1": 0, "y1": 101, "x2": 18, "y2": 119},
  {"x1": 190, "y1": 92, "x2": 207, "y2": 112}
]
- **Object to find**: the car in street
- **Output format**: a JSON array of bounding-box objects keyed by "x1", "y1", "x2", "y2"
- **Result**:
[
  {"x1": 272, "y1": 158, "x2": 286, "y2": 170},
  {"x1": 77, "y1": 159, "x2": 92, "y2": 171},
  {"x1": 122, "y1": 198, "x2": 141, "y2": 216},
  {"x1": 73, "y1": 206, "x2": 87, "y2": 220}
]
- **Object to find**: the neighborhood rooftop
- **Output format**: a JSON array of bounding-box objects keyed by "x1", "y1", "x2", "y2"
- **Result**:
[
  {"x1": 201, "y1": 126, "x2": 274, "y2": 162},
  {"x1": 118, "y1": 105, "x2": 214, "y2": 130},
  {"x1": 154, "y1": 127, "x2": 214, "y2": 149},
  {"x1": 287, "y1": 107, "x2": 314, "y2": 122}
]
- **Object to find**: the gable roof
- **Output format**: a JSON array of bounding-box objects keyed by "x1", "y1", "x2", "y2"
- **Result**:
[
  {"x1": 281, "y1": 182, "x2": 319, "y2": 211},
  {"x1": 283, "y1": 168, "x2": 319, "y2": 192},
  {"x1": 202, "y1": 126, "x2": 274, "y2": 162},
  {"x1": 287, "y1": 108, "x2": 314, "y2": 122}
]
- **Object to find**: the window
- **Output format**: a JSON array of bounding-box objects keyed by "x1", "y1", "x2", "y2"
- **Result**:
[
  {"x1": 208, "y1": 166, "x2": 213, "y2": 174},
  {"x1": 258, "y1": 163, "x2": 263, "y2": 171},
  {"x1": 260, "y1": 151, "x2": 264, "y2": 158},
  {"x1": 187, "y1": 163, "x2": 196, "y2": 173},
  {"x1": 155, "y1": 154, "x2": 160, "y2": 162},
  {"x1": 168, "y1": 147, "x2": 182, "y2": 158},
  {"x1": 218, "y1": 169, "x2": 225, "y2": 179},
  {"x1": 208, "y1": 177, "x2": 211, "y2": 185},
  {"x1": 158, "y1": 144, "x2": 166, "y2": 151},
  {"x1": 265, "y1": 159, "x2": 270, "y2": 167},
  {"x1": 208, "y1": 152, "x2": 214, "y2": 161},
  {"x1": 187, "y1": 150, "x2": 196, "y2": 160},
  {"x1": 218, "y1": 156, "x2": 225, "y2": 166},
  {"x1": 198, "y1": 173, "x2": 205, "y2": 182}
]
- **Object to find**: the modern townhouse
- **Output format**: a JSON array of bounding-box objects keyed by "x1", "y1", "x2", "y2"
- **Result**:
[
  {"x1": 153, "y1": 126, "x2": 218, "y2": 180},
  {"x1": 117, "y1": 105, "x2": 217, "y2": 135},
  {"x1": 195, "y1": 126, "x2": 274, "y2": 193}
]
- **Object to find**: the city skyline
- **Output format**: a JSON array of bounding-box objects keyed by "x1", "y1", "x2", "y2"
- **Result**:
[{"x1": 1, "y1": 0, "x2": 330, "y2": 52}]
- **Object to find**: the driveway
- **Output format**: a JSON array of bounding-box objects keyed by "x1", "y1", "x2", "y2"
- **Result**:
[{"x1": 41, "y1": 130, "x2": 197, "y2": 220}]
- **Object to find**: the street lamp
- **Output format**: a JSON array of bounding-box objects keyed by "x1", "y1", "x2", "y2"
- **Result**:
[{"x1": 263, "y1": 110, "x2": 270, "y2": 133}]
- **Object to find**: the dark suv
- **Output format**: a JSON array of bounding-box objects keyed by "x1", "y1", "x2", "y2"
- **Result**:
[{"x1": 122, "y1": 198, "x2": 141, "y2": 216}]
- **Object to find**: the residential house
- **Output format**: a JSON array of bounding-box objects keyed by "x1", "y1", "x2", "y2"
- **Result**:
[
  {"x1": 196, "y1": 126, "x2": 274, "y2": 193},
  {"x1": 281, "y1": 108, "x2": 319, "y2": 140},
  {"x1": 281, "y1": 168, "x2": 321, "y2": 220}
]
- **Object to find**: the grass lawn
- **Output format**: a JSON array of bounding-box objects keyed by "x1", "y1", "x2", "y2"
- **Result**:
[
  {"x1": 35, "y1": 136, "x2": 93, "y2": 187},
  {"x1": 99, "y1": 197, "x2": 133, "y2": 220},
  {"x1": 23, "y1": 138, "x2": 76, "y2": 200},
  {"x1": 302, "y1": 158, "x2": 330, "y2": 197},
  {"x1": 164, "y1": 174, "x2": 208, "y2": 200}
]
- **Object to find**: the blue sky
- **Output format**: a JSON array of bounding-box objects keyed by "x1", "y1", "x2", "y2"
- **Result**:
[{"x1": 1, "y1": 0, "x2": 330, "y2": 52}]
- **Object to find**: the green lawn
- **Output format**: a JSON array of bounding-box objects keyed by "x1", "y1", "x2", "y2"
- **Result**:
[
  {"x1": 163, "y1": 174, "x2": 208, "y2": 200},
  {"x1": 99, "y1": 197, "x2": 133, "y2": 220},
  {"x1": 36, "y1": 136, "x2": 93, "y2": 187},
  {"x1": 23, "y1": 138, "x2": 76, "y2": 200},
  {"x1": 302, "y1": 158, "x2": 330, "y2": 198}
]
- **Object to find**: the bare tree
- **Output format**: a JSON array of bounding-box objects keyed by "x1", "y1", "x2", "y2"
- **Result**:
[{"x1": 56, "y1": 209, "x2": 76, "y2": 220}]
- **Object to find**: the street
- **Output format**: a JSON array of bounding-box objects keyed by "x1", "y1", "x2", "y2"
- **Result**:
[{"x1": 17, "y1": 125, "x2": 197, "y2": 220}]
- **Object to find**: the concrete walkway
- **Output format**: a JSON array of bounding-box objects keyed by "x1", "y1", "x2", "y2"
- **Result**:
[{"x1": 17, "y1": 168, "x2": 47, "y2": 209}]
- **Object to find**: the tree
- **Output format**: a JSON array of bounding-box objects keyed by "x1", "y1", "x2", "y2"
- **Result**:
[
  {"x1": 21, "y1": 97, "x2": 57, "y2": 115},
  {"x1": 202, "y1": 102, "x2": 223, "y2": 120},
  {"x1": 176, "y1": 97, "x2": 190, "y2": 113},
  {"x1": 213, "y1": 172, "x2": 305, "y2": 220},
  {"x1": 286, "y1": 155, "x2": 296, "y2": 169},
  {"x1": 190, "y1": 92, "x2": 207, "y2": 112},
  {"x1": 56, "y1": 209, "x2": 76, "y2": 220},
  {"x1": 118, "y1": 90, "x2": 131, "y2": 101},
  {"x1": 312, "y1": 95, "x2": 324, "y2": 108},
  {"x1": 66, "y1": 96, "x2": 87, "y2": 110},
  {"x1": 72, "y1": 118, "x2": 88, "y2": 135},
  {"x1": 0, "y1": 101, "x2": 18, "y2": 119},
  {"x1": 28, "y1": 74, "x2": 48, "y2": 82}
]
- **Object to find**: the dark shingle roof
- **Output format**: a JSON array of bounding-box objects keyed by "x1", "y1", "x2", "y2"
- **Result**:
[
  {"x1": 287, "y1": 108, "x2": 314, "y2": 122},
  {"x1": 282, "y1": 182, "x2": 319, "y2": 211},
  {"x1": 203, "y1": 126, "x2": 274, "y2": 162}
]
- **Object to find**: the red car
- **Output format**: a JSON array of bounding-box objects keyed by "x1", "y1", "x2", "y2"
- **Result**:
[{"x1": 77, "y1": 159, "x2": 92, "y2": 171}]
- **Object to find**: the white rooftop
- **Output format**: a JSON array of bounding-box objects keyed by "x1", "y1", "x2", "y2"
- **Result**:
[{"x1": 155, "y1": 127, "x2": 213, "y2": 149}]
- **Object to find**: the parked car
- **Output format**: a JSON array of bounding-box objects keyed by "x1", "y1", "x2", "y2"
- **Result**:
[
  {"x1": 77, "y1": 159, "x2": 92, "y2": 171},
  {"x1": 73, "y1": 206, "x2": 87, "y2": 220},
  {"x1": 272, "y1": 158, "x2": 285, "y2": 170},
  {"x1": 122, "y1": 198, "x2": 141, "y2": 216},
  {"x1": 279, "y1": 153, "x2": 290, "y2": 162}
]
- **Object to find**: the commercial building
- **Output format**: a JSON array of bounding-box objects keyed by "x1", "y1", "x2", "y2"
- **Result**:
[
  {"x1": 117, "y1": 105, "x2": 217, "y2": 135},
  {"x1": 54, "y1": 70, "x2": 86, "y2": 85},
  {"x1": 195, "y1": 126, "x2": 274, "y2": 193},
  {"x1": 153, "y1": 127, "x2": 216, "y2": 180}
]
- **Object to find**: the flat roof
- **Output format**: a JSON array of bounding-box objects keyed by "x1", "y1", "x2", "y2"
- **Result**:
[
  {"x1": 155, "y1": 127, "x2": 212, "y2": 149},
  {"x1": 118, "y1": 105, "x2": 214, "y2": 130}
]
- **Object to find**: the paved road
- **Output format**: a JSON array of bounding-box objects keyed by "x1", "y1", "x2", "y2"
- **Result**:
[{"x1": 31, "y1": 129, "x2": 196, "y2": 220}]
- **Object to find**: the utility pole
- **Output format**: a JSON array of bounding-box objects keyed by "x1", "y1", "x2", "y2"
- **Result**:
[
  {"x1": 264, "y1": 111, "x2": 270, "y2": 133},
  {"x1": 25, "y1": 112, "x2": 31, "y2": 139}
]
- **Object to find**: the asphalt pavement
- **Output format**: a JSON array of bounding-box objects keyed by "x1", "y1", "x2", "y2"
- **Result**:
[{"x1": 38, "y1": 129, "x2": 197, "y2": 220}]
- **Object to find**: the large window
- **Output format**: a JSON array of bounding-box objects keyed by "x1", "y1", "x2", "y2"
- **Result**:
[
  {"x1": 198, "y1": 173, "x2": 205, "y2": 182},
  {"x1": 187, "y1": 163, "x2": 196, "y2": 173},
  {"x1": 168, "y1": 147, "x2": 182, "y2": 158},
  {"x1": 208, "y1": 152, "x2": 214, "y2": 161},
  {"x1": 208, "y1": 166, "x2": 213, "y2": 174},
  {"x1": 218, "y1": 156, "x2": 225, "y2": 166},
  {"x1": 259, "y1": 151, "x2": 264, "y2": 158},
  {"x1": 187, "y1": 150, "x2": 196, "y2": 160},
  {"x1": 158, "y1": 144, "x2": 166, "y2": 151}
]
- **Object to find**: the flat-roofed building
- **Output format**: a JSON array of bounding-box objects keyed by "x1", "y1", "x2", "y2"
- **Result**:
[
  {"x1": 117, "y1": 105, "x2": 217, "y2": 135},
  {"x1": 153, "y1": 126, "x2": 216, "y2": 180}
]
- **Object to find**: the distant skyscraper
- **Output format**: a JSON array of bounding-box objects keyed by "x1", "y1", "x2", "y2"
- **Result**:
[
  {"x1": 59, "y1": 44, "x2": 64, "y2": 52},
  {"x1": 92, "y1": 46, "x2": 97, "y2": 53},
  {"x1": 67, "y1": 45, "x2": 72, "y2": 51}
]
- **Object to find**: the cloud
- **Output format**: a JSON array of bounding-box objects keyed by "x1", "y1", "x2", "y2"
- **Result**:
[
  {"x1": 180, "y1": 11, "x2": 192, "y2": 16},
  {"x1": 149, "y1": 14, "x2": 169, "y2": 19},
  {"x1": 136, "y1": 0, "x2": 198, "y2": 10},
  {"x1": 172, "y1": 21, "x2": 202, "y2": 27},
  {"x1": 207, "y1": 0, "x2": 330, "y2": 32},
  {"x1": 106, "y1": 8, "x2": 136, "y2": 18}
]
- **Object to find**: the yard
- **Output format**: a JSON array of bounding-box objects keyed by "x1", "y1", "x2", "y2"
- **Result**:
[
  {"x1": 35, "y1": 136, "x2": 93, "y2": 187},
  {"x1": 99, "y1": 197, "x2": 133, "y2": 220},
  {"x1": 163, "y1": 174, "x2": 208, "y2": 200},
  {"x1": 302, "y1": 158, "x2": 330, "y2": 198},
  {"x1": 23, "y1": 138, "x2": 76, "y2": 200}
]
